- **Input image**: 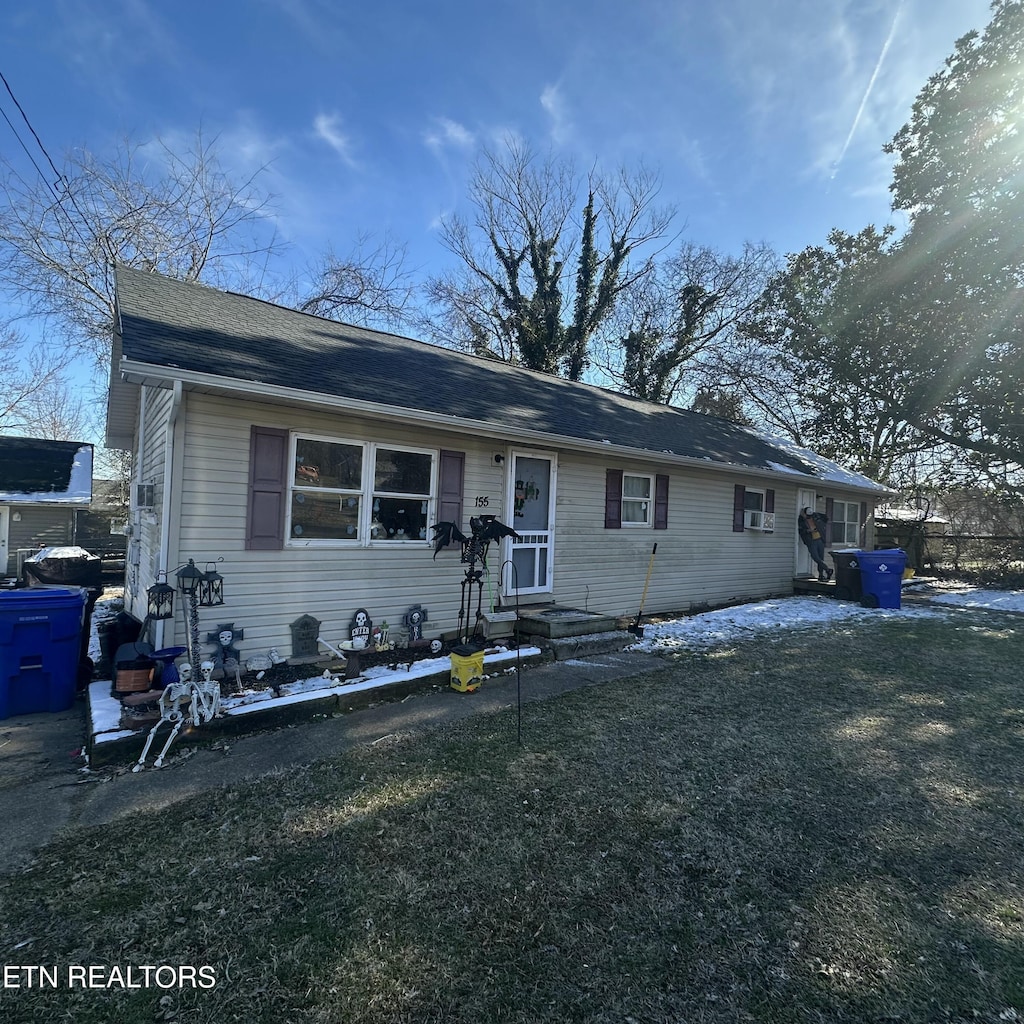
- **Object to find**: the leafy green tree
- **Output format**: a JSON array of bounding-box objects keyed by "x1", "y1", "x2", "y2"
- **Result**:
[{"x1": 746, "y1": 1, "x2": 1024, "y2": 485}]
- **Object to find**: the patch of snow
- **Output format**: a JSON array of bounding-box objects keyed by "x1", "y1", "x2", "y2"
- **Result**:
[
  {"x1": 630, "y1": 596, "x2": 947, "y2": 653},
  {"x1": 927, "y1": 588, "x2": 1024, "y2": 613}
]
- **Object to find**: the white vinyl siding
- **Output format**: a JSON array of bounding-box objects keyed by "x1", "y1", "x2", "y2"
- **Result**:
[
  {"x1": 168, "y1": 394, "x2": 505, "y2": 653},
  {"x1": 144, "y1": 389, "x2": 879, "y2": 653}
]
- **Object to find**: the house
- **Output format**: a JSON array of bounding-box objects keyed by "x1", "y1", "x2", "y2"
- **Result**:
[
  {"x1": 105, "y1": 266, "x2": 892, "y2": 659},
  {"x1": 0, "y1": 436, "x2": 94, "y2": 578}
]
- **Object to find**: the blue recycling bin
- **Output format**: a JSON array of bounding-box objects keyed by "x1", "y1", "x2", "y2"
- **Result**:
[
  {"x1": 857, "y1": 549, "x2": 907, "y2": 610},
  {"x1": 0, "y1": 586, "x2": 87, "y2": 719}
]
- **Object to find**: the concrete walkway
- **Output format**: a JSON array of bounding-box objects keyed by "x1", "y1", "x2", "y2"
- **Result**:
[{"x1": 0, "y1": 649, "x2": 665, "y2": 875}]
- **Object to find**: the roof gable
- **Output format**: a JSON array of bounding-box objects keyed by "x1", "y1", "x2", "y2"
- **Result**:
[{"x1": 112, "y1": 266, "x2": 889, "y2": 493}]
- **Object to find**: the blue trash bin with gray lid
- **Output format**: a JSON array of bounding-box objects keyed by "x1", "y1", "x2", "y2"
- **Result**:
[
  {"x1": 857, "y1": 549, "x2": 907, "y2": 610},
  {"x1": 0, "y1": 586, "x2": 87, "y2": 718}
]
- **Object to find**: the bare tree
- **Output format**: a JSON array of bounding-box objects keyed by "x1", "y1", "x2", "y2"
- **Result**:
[
  {"x1": 298, "y1": 232, "x2": 418, "y2": 331},
  {"x1": 0, "y1": 323, "x2": 75, "y2": 434},
  {"x1": 425, "y1": 139, "x2": 674, "y2": 379},
  {"x1": 0, "y1": 130, "x2": 285, "y2": 369}
]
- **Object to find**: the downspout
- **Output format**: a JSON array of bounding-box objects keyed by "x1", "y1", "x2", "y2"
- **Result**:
[
  {"x1": 131, "y1": 386, "x2": 147, "y2": 614},
  {"x1": 155, "y1": 381, "x2": 183, "y2": 648}
]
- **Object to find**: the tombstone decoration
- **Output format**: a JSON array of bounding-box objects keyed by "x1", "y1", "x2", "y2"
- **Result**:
[
  {"x1": 288, "y1": 614, "x2": 323, "y2": 665},
  {"x1": 205, "y1": 622, "x2": 244, "y2": 678},
  {"x1": 349, "y1": 608, "x2": 373, "y2": 649},
  {"x1": 403, "y1": 604, "x2": 430, "y2": 647}
]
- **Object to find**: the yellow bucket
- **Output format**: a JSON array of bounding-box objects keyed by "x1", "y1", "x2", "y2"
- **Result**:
[{"x1": 450, "y1": 646, "x2": 485, "y2": 693}]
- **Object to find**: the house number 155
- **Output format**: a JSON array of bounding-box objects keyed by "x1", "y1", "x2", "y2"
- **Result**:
[{"x1": 474, "y1": 496, "x2": 490, "y2": 507}]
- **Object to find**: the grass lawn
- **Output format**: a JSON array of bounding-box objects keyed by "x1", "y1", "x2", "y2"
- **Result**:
[{"x1": 2, "y1": 609, "x2": 1023, "y2": 1023}]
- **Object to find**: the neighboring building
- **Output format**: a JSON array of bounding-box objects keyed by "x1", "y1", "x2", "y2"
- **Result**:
[
  {"x1": 875, "y1": 505, "x2": 949, "y2": 570},
  {"x1": 0, "y1": 436, "x2": 94, "y2": 577},
  {"x1": 106, "y1": 266, "x2": 892, "y2": 658}
]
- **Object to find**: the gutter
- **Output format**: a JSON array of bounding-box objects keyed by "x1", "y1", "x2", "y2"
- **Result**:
[{"x1": 118, "y1": 359, "x2": 891, "y2": 498}]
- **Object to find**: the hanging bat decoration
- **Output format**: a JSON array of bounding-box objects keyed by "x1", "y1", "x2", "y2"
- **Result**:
[
  {"x1": 430, "y1": 515, "x2": 519, "y2": 644},
  {"x1": 430, "y1": 521, "x2": 468, "y2": 558}
]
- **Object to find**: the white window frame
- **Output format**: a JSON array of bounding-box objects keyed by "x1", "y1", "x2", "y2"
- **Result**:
[
  {"x1": 831, "y1": 500, "x2": 860, "y2": 547},
  {"x1": 743, "y1": 488, "x2": 775, "y2": 532},
  {"x1": 621, "y1": 472, "x2": 654, "y2": 527},
  {"x1": 286, "y1": 433, "x2": 437, "y2": 548}
]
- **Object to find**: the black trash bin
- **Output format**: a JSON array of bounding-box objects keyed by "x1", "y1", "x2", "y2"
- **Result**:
[
  {"x1": 22, "y1": 546, "x2": 103, "y2": 688},
  {"x1": 829, "y1": 549, "x2": 863, "y2": 602}
]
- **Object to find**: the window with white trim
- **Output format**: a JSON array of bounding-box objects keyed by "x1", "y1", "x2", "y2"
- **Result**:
[
  {"x1": 621, "y1": 473, "x2": 653, "y2": 526},
  {"x1": 288, "y1": 435, "x2": 434, "y2": 544},
  {"x1": 831, "y1": 500, "x2": 860, "y2": 546},
  {"x1": 743, "y1": 488, "x2": 775, "y2": 531}
]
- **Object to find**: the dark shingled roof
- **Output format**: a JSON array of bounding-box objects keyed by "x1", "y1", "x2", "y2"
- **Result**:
[
  {"x1": 113, "y1": 266, "x2": 878, "y2": 487},
  {"x1": 0, "y1": 437, "x2": 90, "y2": 497}
]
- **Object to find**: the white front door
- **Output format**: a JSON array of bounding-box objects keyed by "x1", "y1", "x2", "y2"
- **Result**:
[
  {"x1": 502, "y1": 452, "x2": 556, "y2": 595},
  {"x1": 0, "y1": 507, "x2": 9, "y2": 577},
  {"x1": 796, "y1": 488, "x2": 816, "y2": 577}
]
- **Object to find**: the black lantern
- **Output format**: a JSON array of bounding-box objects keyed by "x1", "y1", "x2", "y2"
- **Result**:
[
  {"x1": 146, "y1": 572, "x2": 175, "y2": 620},
  {"x1": 199, "y1": 561, "x2": 225, "y2": 607},
  {"x1": 175, "y1": 558, "x2": 204, "y2": 597}
]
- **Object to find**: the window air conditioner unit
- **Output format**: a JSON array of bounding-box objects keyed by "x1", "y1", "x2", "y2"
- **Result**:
[
  {"x1": 135, "y1": 483, "x2": 155, "y2": 510},
  {"x1": 744, "y1": 510, "x2": 775, "y2": 532}
]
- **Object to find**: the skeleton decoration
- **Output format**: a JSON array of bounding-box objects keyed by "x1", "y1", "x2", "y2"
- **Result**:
[
  {"x1": 430, "y1": 515, "x2": 519, "y2": 644},
  {"x1": 132, "y1": 660, "x2": 222, "y2": 771},
  {"x1": 349, "y1": 608, "x2": 373, "y2": 649}
]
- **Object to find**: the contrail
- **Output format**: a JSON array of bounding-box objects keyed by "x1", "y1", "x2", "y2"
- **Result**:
[{"x1": 831, "y1": 0, "x2": 906, "y2": 179}]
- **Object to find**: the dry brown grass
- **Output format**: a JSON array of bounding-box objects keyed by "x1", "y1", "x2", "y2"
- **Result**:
[{"x1": 2, "y1": 609, "x2": 1023, "y2": 1022}]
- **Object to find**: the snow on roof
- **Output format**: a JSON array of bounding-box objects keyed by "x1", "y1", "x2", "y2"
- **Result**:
[
  {"x1": 876, "y1": 505, "x2": 949, "y2": 523},
  {"x1": 752, "y1": 431, "x2": 893, "y2": 493},
  {"x1": 0, "y1": 441, "x2": 93, "y2": 504}
]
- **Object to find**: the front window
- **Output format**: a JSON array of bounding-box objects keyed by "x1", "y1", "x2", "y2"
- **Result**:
[
  {"x1": 288, "y1": 436, "x2": 434, "y2": 544},
  {"x1": 291, "y1": 438, "x2": 363, "y2": 541},
  {"x1": 832, "y1": 501, "x2": 860, "y2": 546},
  {"x1": 370, "y1": 448, "x2": 432, "y2": 541},
  {"x1": 622, "y1": 474, "x2": 653, "y2": 526}
]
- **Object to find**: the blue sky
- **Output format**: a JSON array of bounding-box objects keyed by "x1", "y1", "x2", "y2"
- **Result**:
[{"x1": 0, "y1": 0, "x2": 996, "y2": 392}]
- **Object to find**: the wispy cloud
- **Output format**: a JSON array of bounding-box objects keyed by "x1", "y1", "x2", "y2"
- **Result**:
[
  {"x1": 540, "y1": 82, "x2": 573, "y2": 145},
  {"x1": 313, "y1": 113, "x2": 358, "y2": 166},
  {"x1": 424, "y1": 117, "x2": 475, "y2": 154}
]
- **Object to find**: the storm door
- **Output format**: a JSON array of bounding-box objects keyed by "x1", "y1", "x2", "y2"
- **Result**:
[
  {"x1": 502, "y1": 452, "x2": 555, "y2": 595},
  {"x1": 796, "y1": 488, "x2": 817, "y2": 577}
]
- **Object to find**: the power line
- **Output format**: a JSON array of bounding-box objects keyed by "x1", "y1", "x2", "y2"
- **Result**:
[{"x1": 0, "y1": 68, "x2": 93, "y2": 251}]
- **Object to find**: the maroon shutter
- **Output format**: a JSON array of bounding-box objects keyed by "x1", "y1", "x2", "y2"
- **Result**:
[
  {"x1": 246, "y1": 426, "x2": 288, "y2": 550},
  {"x1": 860, "y1": 501, "x2": 868, "y2": 547},
  {"x1": 732, "y1": 484, "x2": 746, "y2": 532},
  {"x1": 764, "y1": 488, "x2": 775, "y2": 532},
  {"x1": 437, "y1": 450, "x2": 465, "y2": 545},
  {"x1": 654, "y1": 474, "x2": 669, "y2": 530},
  {"x1": 605, "y1": 469, "x2": 623, "y2": 529},
  {"x1": 824, "y1": 497, "x2": 835, "y2": 546}
]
